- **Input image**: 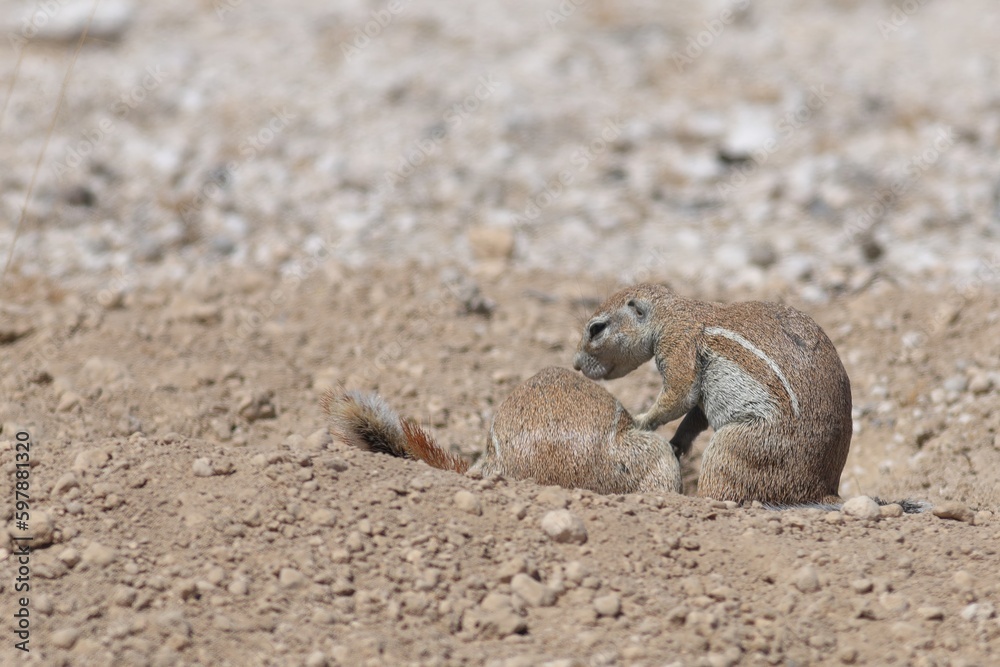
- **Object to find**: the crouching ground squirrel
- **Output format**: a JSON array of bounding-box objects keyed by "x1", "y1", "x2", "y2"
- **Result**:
[
  {"x1": 324, "y1": 366, "x2": 681, "y2": 494},
  {"x1": 574, "y1": 283, "x2": 854, "y2": 506}
]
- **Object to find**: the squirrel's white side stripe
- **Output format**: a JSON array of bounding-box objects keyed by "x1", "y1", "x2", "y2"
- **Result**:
[
  {"x1": 704, "y1": 326, "x2": 800, "y2": 417},
  {"x1": 488, "y1": 423, "x2": 500, "y2": 459}
]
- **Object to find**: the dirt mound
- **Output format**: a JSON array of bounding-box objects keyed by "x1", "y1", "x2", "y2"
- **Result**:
[{"x1": 2, "y1": 265, "x2": 998, "y2": 666}]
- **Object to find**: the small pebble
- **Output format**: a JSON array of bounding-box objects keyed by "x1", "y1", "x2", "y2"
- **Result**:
[
  {"x1": 942, "y1": 374, "x2": 968, "y2": 393},
  {"x1": 51, "y1": 627, "x2": 81, "y2": 649},
  {"x1": 540, "y1": 510, "x2": 588, "y2": 545},
  {"x1": 73, "y1": 448, "x2": 111, "y2": 472},
  {"x1": 838, "y1": 647, "x2": 859, "y2": 664},
  {"x1": 564, "y1": 561, "x2": 589, "y2": 584},
  {"x1": 9, "y1": 511, "x2": 57, "y2": 548},
  {"x1": 960, "y1": 602, "x2": 997, "y2": 622},
  {"x1": 932, "y1": 501, "x2": 974, "y2": 523},
  {"x1": 952, "y1": 570, "x2": 974, "y2": 590},
  {"x1": 510, "y1": 573, "x2": 556, "y2": 607},
  {"x1": 918, "y1": 606, "x2": 945, "y2": 621},
  {"x1": 112, "y1": 586, "x2": 137, "y2": 607},
  {"x1": 454, "y1": 490, "x2": 482, "y2": 515},
  {"x1": 593, "y1": 592, "x2": 622, "y2": 617},
  {"x1": 52, "y1": 473, "x2": 80, "y2": 495},
  {"x1": 480, "y1": 592, "x2": 513, "y2": 612},
  {"x1": 345, "y1": 532, "x2": 364, "y2": 552},
  {"x1": 57, "y1": 548, "x2": 81, "y2": 568},
  {"x1": 305, "y1": 428, "x2": 331, "y2": 450},
  {"x1": 968, "y1": 372, "x2": 994, "y2": 394},
  {"x1": 497, "y1": 556, "x2": 528, "y2": 583},
  {"x1": 309, "y1": 509, "x2": 337, "y2": 527},
  {"x1": 879, "y1": 503, "x2": 904, "y2": 518},
  {"x1": 305, "y1": 651, "x2": 329, "y2": 667},
  {"x1": 842, "y1": 496, "x2": 881, "y2": 520},
  {"x1": 851, "y1": 579, "x2": 874, "y2": 594},
  {"x1": 34, "y1": 594, "x2": 54, "y2": 615},
  {"x1": 408, "y1": 475, "x2": 433, "y2": 492},
  {"x1": 228, "y1": 579, "x2": 250, "y2": 596},
  {"x1": 279, "y1": 568, "x2": 306, "y2": 589},
  {"x1": 192, "y1": 458, "x2": 215, "y2": 477},
  {"x1": 58, "y1": 391, "x2": 82, "y2": 412},
  {"x1": 82, "y1": 541, "x2": 117, "y2": 566},
  {"x1": 793, "y1": 565, "x2": 821, "y2": 593}
]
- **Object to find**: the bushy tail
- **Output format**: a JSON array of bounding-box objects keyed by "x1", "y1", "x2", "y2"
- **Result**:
[
  {"x1": 872, "y1": 497, "x2": 930, "y2": 514},
  {"x1": 763, "y1": 497, "x2": 929, "y2": 514},
  {"x1": 322, "y1": 389, "x2": 469, "y2": 473}
]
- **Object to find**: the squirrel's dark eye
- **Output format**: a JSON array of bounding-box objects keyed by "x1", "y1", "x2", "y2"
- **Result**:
[
  {"x1": 588, "y1": 320, "x2": 608, "y2": 339},
  {"x1": 628, "y1": 300, "x2": 645, "y2": 319}
]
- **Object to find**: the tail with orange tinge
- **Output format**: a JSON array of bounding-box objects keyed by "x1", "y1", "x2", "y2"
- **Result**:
[{"x1": 322, "y1": 389, "x2": 469, "y2": 473}]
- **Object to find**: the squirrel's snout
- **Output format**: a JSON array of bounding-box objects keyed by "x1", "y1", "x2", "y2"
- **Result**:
[{"x1": 574, "y1": 352, "x2": 609, "y2": 380}]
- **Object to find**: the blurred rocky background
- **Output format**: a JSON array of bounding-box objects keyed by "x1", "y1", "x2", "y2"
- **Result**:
[{"x1": 2, "y1": 0, "x2": 998, "y2": 297}]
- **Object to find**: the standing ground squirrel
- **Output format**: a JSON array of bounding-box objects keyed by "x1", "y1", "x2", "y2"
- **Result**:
[
  {"x1": 324, "y1": 366, "x2": 681, "y2": 495},
  {"x1": 574, "y1": 284, "x2": 853, "y2": 505}
]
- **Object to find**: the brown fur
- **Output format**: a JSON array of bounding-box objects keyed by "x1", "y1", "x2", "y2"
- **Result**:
[
  {"x1": 322, "y1": 389, "x2": 470, "y2": 470},
  {"x1": 323, "y1": 367, "x2": 681, "y2": 495},
  {"x1": 400, "y1": 420, "x2": 470, "y2": 473},
  {"x1": 574, "y1": 284, "x2": 852, "y2": 505}
]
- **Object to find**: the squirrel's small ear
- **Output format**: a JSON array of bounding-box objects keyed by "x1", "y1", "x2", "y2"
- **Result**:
[{"x1": 626, "y1": 299, "x2": 647, "y2": 321}]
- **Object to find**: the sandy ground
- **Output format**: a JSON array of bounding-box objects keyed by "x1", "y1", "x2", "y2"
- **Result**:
[
  {"x1": 2, "y1": 1, "x2": 1000, "y2": 666},
  {"x1": 2, "y1": 266, "x2": 1000, "y2": 667}
]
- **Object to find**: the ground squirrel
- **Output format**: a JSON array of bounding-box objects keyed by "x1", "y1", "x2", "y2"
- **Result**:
[
  {"x1": 574, "y1": 284, "x2": 853, "y2": 505},
  {"x1": 324, "y1": 366, "x2": 681, "y2": 495}
]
